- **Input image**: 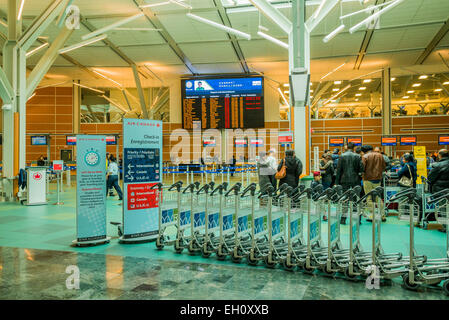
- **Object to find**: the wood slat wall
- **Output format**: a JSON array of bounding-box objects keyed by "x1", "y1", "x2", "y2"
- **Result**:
[{"x1": 311, "y1": 115, "x2": 449, "y2": 161}]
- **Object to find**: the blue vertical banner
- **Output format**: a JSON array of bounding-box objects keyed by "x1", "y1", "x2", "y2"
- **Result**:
[
  {"x1": 121, "y1": 119, "x2": 162, "y2": 242},
  {"x1": 74, "y1": 135, "x2": 109, "y2": 246}
]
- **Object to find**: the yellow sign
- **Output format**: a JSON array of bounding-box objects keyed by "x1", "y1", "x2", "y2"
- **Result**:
[{"x1": 414, "y1": 146, "x2": 427, "y2": 184}]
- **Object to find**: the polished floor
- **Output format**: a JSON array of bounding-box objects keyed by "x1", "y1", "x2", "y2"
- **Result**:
[{"x1": 0, "y1": 177, "x2": 448, "y2": 300}]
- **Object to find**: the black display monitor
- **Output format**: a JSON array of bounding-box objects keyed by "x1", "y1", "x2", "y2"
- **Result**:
[
  {"x1": 66, "y1": 136, "x2": 76, "y2": 145},
  {"x1": 31, "y1": 135, "x2": 48, "y2": 146},
  {"x1": 106, "y1": 136, "x2": 117, "y2": 145},
  {"x1": 438, "y1": 135, "x2": 449, "y2": 145},
  {"x1": 181, "y1": 76, "x2": 264, "y2": 129},
  {"x1": 400, "y1": 136, "x2": 417, "y2": 146}
]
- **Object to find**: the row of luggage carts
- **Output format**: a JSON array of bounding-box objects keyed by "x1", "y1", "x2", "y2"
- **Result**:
[{"x1": 151, "y1": 179, "x2": 449, "y2": 295}]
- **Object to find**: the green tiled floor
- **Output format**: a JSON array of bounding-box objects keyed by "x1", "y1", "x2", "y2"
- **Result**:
[{"x1": 0, "y1": 181, "x2": 448, "y2": 299}]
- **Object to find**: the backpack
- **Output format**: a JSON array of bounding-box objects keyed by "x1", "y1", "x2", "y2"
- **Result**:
[{"x1": 275, "y1": 158, "x2": 287, "y2": 180}]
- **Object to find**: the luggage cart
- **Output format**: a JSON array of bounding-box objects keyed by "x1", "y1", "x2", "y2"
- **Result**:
[
  {"x1": 215, "y1": 183, "x2": 242, "y2": 260},
  {"x1": 395, "y1": 188, "x2": 449, "y2": 294},
  {"x1": 280, "y1": 186, "x2": 310, "y2": 271},
  {"x1": 246, "y1": 185, "x2": 275, "y2": 266},
  {"x1": 229, "y1": 183, "x2": 257, "y2": 263},
  {"x1": 369, "y1": 187, "x2": 427, "y2": 282},
  {"x1": 173, "y1": 182, "x2": 200, "y2": 253},
  {"x1": 263, "y1": 186, "x2": 291, "y2": 268},
  {"x1": 420, "y1": 176, "x2": 438, "y2": 229},
  {"x1": 383, "y1": 171, "x2": 401, "y2": 216},
  {"x1": 154, "y1": 181, "x2": 182, "y2": 249},
  {"x1": 186, "y1": 183, "x2": 210, "y2": 255},
  {"x1": 201, "y1": 183, "x2": 228, "y2": 258}
]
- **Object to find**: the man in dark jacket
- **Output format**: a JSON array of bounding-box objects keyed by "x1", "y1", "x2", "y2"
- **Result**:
[
  {"x1": 428, "y1": 149, "x2": 449, "y2": 194},
  {"x1": 427, "y1": 149, "x2": 449, "y2": 232},
  {"x1": 336, "y1": 142, "x2": 364, "y2": 224},
  {"x1": 277, "y1": 150, "x2": 303, "y2": 189}
]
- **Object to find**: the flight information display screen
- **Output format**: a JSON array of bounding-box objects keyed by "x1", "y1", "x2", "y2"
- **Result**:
[{"x1": 181, "y1": 76, "x2": 264, "y2": 129}]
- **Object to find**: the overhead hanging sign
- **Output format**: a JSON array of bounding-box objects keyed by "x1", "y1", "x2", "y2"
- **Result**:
[
  {"x1": 122, "y1": 119, "x2": 162, "y2": 242},
  {"x1": 53, "y1": 160, "x2": 64, "y2": 172},
  {"x1": 74, "y1": 135, "x2": 109, "y2": 246},
  {"x1": 400, "y1": 136, "x2": 417, "y2": 146},
  {"x1": 278, "y1": 132, "x2": 293, "y2": 144},
  {"x1": 346, "y1": 136, "x2": 362, "y2": 146},
  {"x1": 250, "y1": 138, "x2": 264, "y2": 147},
  {"x1": 381, "y1": 136, "x2": 397, "y2": 146},
  {"x1": 438, "y1": 135, "x2": 449, "y2": 145},
  {"x1": 329, "y1": 137, "x2": 344, "y2": 147}
]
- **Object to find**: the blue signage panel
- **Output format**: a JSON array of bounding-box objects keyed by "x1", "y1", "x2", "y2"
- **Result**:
[
  {"x1": 76, "y1": 135, "x2": 107, "y2": 243},
  {"x1": 122, "y1": 119, "x2": 162, "y2": 241}
]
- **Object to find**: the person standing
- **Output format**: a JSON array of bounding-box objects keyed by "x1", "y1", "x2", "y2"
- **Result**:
[
  {"x1": 277, "y1": 150, "x2": 303, "y2": 189},
  {"x1": 397, "y1": 153, "x2": 418, "y2": 188},
  {"x1": 427, "y1": 149, "x2": 449, "y2": 232},
  {"x1": 362, "y1": 145, "x2": 386, "y2": 221},
  {"x1": 319, "y1": 154, "x2": 333, "y2": 190},
  {"x1": 106, "y1": 155, "x2": 123, "y2": 201},
  {"x1": 336, "y1": 142, "x2": 364, "y2": 224},
  {"x1": 266, "y1": 149, "x2": 278, "y2": 188},
  {"x1": 257, "y1": 151, "x2": 275, "y2": 192}
]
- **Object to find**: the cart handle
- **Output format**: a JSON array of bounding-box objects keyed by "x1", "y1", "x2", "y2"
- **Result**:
[
  {"x1": 241, "y1": 183, "x2": 257, "y2": 197},
  {"x1": 427, "y1": 188, "x2": 449, "y2": 199},
  {"x1": 197, "y1": 183, "x2": 210, "y2": 195},
  {"x1": 208, "y1": 181, "x2": 215, "y2": 189},
  {"x1": 258, "y1": 185, "x2": 274, "y2": 199},
  {"x1": 388, "y1": 188, "x2": 416, "y2": 203},
  {"x1": 292, "y1": 186, "x2": 312, "y2": 200},
  {"x1": 210, "y1": 184, "x2": 224, "y2": 196},
  {"x1": 258, "y1": 182, "x2": 274, "y2": 195},
  {"x1": 349, "y1": 186, "x2": 362, "y2": 201},
  {"x1": 182, "y1": 183, "x2": 196, "y2": 194},
  {"x1": 150, "y1": 182, "x2": 163, "y2": 191},
  {"x1": 222, "y1": 182, "x2": 229, "y2": 191},
  {"x1": 334, "y1": 186, "x2": 355, "y2": 202},
  {"x1": 168, "y1": 181, "x2": 183, "y2": 192},
  {"x1": 224, "y1": 182, "x2": 242, "y2": 197},
  {"x1": 426, "y1": 189, "x2": 449, "y2": 205},
  {"x1": 357, "y1": 186, "x2": 383, "y2": 204},
  {"x1": 194, "y1": 181, "x2": 200, "y2": 190}
]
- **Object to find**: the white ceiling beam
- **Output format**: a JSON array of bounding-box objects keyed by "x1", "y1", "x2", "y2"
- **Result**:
[
  {"x1": 131, "y1": 63, "x2": 149, "y2": 119},
  {"x1": 305, "y1": 0, "x2": 339, "y2": 32},
  {"x1": 247, "y1": 0, "x2": 292, "y2": 34},
  {"x1": 18, "y1": 0, "x2": 67, "y2": 51},
  {"x1": 0, "y1": 65, "x2": 14, "y2": 103},
  {"x1": 26, "y1": 27, "x2": 73, "y2": 97}
]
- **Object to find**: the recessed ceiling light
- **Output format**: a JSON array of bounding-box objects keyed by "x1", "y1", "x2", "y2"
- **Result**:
[
  {"x1": 310, "y1": 96, "x2": 314, "y2": 99},
  {"x1": 334, "y1": 80, "x2": 342, "y2": 85},
  {"x1": 402, "y1": 96, "x2": 409, "y2": 99},
  {"x1": 284, "y1": 90, "x2": 289, "y2": 94},
  {"x1": 359, "y1": 87, "x2": 366, "y2": 90},
  {"x1": 443, "y1": 81, "x2": 449, "y2": 85},
  {"x1": 332, "y1": 88, "x2": 339, "y2": 92},
  {"x1": 355, "y1": 93, "x2": 362, "y2": 96},
  {"x1": 412, "y1": 83, "x2": 421, "y2": 87},
  {"x1": 391, "y1": 77, "x2": 396, "y2": 81},
  {"x1": 407, "y1": 90, "x2": 414, "y2": 93},
  {"x1": 355, "y1": 98, "x2": 359, "y2": 101},
  {"x1": 310, "y1": 89, "x2": 314, "y2": 92},
  {"x1": 418, "y1": 75, "x2": 428, "y2": 79},
  {"x1": 435, "y1": 88, "x2": 443, "y2": 92},
  {"x1": 283, "y1": 83, "x2": 289, "y2": 87},
  {"x1": 363, "y1": 79, "x2": 372, "y2": 83},
  {"x1": 310, "y1": 82, "x2": 312, "y2": 86}
]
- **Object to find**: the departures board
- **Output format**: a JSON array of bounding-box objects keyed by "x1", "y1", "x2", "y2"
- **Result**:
[{"x1": 181, "y1": 76, "x2": 264, "y2": 129}]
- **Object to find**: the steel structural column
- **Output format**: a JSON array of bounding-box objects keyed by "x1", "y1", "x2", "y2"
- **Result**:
[
  {"x1": 291, "y1": 0, "x2": 310, "y2": 175},
  {"x1": 73, "y1": 80, "x2": 81, "y2": 134},
  {"x1": 2, "y1": 0, "x2": 18, "y2": 201},
  {"x1": 381, "y1": 68, "x2": 392, "y2": 155}
]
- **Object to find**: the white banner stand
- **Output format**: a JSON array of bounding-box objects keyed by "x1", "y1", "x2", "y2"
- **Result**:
[{"x1": 26, "y1": 167, "x2": 47, "y2": 206}]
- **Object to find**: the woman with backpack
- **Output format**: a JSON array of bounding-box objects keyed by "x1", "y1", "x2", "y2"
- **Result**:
[{"x1": 276, "y1": 150, "x2": 303, "y2": 189}]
